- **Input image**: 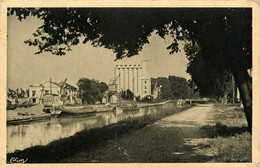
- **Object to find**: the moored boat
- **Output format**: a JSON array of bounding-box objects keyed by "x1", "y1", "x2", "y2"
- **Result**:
[
  {"x1": 42, "y1": 94, "x2": 63, "y2": 116},
  {"x1": 61, "y1": 105, "x2": 97, "y2": 116}
]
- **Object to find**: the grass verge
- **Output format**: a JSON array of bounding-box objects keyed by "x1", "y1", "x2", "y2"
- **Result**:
[{"x1": 199, "y1": 104, "x2": 251, "y2": 162}]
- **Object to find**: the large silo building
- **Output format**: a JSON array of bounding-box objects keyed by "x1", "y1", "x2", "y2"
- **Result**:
[{"x1": 114, "y1": 60, "x2": 151, "y2": 98}]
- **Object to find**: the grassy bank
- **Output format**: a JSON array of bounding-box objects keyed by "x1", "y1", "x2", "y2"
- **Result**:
[
  {"x1": 7, "y1": 104, "x2": 191, "y2": 163},
  {"x1": 198, "y1": 104, "x2": 251, "y2": 162}
]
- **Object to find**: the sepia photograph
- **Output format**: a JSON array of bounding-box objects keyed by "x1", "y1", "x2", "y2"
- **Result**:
[{"x1": 0, "y1": 1, "x2": 259, "y2": 166}]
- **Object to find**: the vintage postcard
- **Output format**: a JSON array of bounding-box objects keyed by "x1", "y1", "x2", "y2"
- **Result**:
[{"x1": 0, "y1": 0, "x2": 259, "y2": 166}]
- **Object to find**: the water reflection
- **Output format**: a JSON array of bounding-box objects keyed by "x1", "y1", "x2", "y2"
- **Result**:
[{"x1": 7, "y1": 103, "x2": 178, "y2": 153}]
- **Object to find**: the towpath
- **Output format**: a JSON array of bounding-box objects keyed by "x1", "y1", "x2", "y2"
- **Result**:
[{"x1": 63, "y1": 104, "x2": 216, "y2": 162}]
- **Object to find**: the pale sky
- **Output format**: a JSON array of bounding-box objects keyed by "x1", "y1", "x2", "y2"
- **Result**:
[{"x1": 7, "y1": 15, "x2": 190, "y2": 89}]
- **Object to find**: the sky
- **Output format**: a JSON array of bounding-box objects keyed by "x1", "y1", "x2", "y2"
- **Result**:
[{"x1": 7, "y1": 15, "x2": 190, "y2": 89}]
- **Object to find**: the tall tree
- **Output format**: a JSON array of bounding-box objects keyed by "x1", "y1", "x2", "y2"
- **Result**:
[
  {"x1": 184, "y1": 43, "x2": 233, "y2": 102},
  {"x1": 99, "y1": 82, "x2": 108, "y2": 93},
  {"x1": 168, "y1": 75, "x2": 190, "y2": 99},
  {"x1": 152, "y1": 77, "x2": 172, "y2": 100},
  {"x1": 178, "y1": 9, "x2": 252, "y2": 131},
  {"x1": 8, "y1": 8, "x2": 252, "y2": 132},
  {"x1": 76, "y1": 78, "x2": 103, "y2": 104}
]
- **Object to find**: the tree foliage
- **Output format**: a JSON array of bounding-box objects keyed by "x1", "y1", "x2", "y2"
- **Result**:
[
  {"x1": 168, "y1": 76, "x2": 190, "y2": 99},
  {"x1": 7, "y1": 8, "x2": 192, "y2": 58},
  {"x1": 151, "y1": 76, "x2": 193, "y2": 99},
  {"x1": 152, "y1": 77, "x2": 172, "y2": 99},
  {"x1": 8, "y1": 8, "x2": 251, "y2": 65},
  {"x1": 99, "y1": 82, "x2": 109, "y2": 93},
  {"x1": 7, "y1": 88, "x2": 27, "y2": 99},
  {"x1": 76, "y1": 78, "x2": 107, "y2": 104},
  {"x1": 121, "y1": 89, "x2": 134, "y2": 100},
  {"x1": 184, "y1": 43, "x2": 233, "y2": 98}
]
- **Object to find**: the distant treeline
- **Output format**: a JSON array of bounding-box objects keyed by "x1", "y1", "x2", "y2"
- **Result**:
[{"x1": 151, "y1": 76, "x2": 199, "y2": 100}]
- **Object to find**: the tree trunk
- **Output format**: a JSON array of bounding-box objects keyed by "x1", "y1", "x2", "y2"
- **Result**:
[
  {"x1": 223, "y1": 92, "x2": 228, "y2": 105},
  {"x1": 221, "y1": 97, "x2": 224, "y2": 104},
  {"x1": 231, "y1": 65, "x2": 252, "y2": 133}
]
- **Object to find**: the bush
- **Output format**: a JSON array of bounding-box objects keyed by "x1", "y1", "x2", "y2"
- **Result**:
[
  {"x1": 140, "y1": 95, "x2": 153, "y2": 102},
  {"x1": 121, "y1": 89, "x2": 134, "y2": 100},
  {"x1": 135, "y1": 96, "x2": 141, "y2": 101}
]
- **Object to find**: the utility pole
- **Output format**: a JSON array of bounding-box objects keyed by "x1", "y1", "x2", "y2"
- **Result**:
[{"x1": 50, "y1": 78, "x2": 52, "y2": 94}]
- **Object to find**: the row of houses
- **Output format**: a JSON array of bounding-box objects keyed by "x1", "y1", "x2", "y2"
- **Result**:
[{"x1": 28, "y1": 80, "x2": 78, "y2": 104}]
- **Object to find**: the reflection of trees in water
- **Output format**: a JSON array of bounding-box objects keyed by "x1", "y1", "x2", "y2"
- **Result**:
[
  {"x1": 79, "y1": 119, "x2": 98, "y2": 130},
  {"x1": 9, "y1": 125, "x2": 28, "y2": 137},
  {"x1": 95, "y1": 112, "x2": 118, "y2": 127},
  {"x1": 55, "y1": 116, "x2": 98, "y2": 132},
  {"x1": 44, "y1": 121, "x2": 62, "y2": 133},
  {"x1": 56, "y1": 117, "x2": 86, "y2": 127}
]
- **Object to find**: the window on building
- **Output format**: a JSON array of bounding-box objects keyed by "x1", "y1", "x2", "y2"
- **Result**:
[
  {"x1": 145, "y1": 81, "x2": 147, "y2": 83},
  {"x1": 32, "y1": 91, "x2": 36, "y2": 96},
  {"x1": 45, "y1": 90, "x2": 49, "y2": 94},
  {"x1": 145, "y1": 91, "x2": 147, "y2": 93},
  {"x1": 145, "y1": 86, "x2": 147, "y2": 89}
]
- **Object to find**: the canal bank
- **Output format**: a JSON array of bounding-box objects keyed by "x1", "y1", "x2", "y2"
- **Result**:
[
  {"x1": 7, "y1": 101, "x2": 169, "y2": 125},
  {"x1": 7, "y1": 103, "x2": 191, "y2": 163}
]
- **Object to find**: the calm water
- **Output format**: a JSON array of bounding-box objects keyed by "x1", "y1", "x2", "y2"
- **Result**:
[{"x1": 7, "y1": 103, "x2": 181, "y2": 153}]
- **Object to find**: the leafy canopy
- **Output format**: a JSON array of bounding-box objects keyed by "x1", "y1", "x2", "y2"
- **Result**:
[
  {"x1": 151, "y1": 76, "x2": 193, "y2": 99},
  {"x1": 184, "y1": 43, "x2": 233, "y2": 97},
  {"x1": 76, "y1": 78, "x2": 107, "y2": 104},
  {"x1": 8, "y1": 8, "x2": 251, "y2": 69}
]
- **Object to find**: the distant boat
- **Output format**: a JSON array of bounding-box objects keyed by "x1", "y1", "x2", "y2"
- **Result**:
[
  {"x1": 42, "y1": 94, "x2": 63, "y2": 116},
  {"x1": 61, "y1": 105, "x2": 97, "y2": 116},
  {"x1": 112, "y1": 104, "x2": 139, "y2": 115}
]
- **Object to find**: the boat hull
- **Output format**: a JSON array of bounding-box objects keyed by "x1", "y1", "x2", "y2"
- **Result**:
[{"x1": 43, "y1": 106, "x2": 63, "y2": 116}]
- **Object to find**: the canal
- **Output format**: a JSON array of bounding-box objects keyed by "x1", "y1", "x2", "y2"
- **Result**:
[{"x1": 7, "y1": 103, "x2": 185, "y2": 154}]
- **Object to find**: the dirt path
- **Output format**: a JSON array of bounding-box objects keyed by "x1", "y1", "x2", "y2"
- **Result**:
[
  {"x1": 61, "y1": 105, "x2": 216, "y2": 163},
  {"x1": 157, "y1": 104, "x2": 214, "y2": 128}
]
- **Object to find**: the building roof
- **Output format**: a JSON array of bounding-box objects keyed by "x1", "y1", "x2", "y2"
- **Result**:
[
  {"x1": 51, "y1": 82, "x2": 61, "y2": 87},
  {"x1": 58, "y1": 82, "x2": 77, "y2": 90},
  {"x1": 29, "y1": 81, "x2": 77, "y2": 90}
]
